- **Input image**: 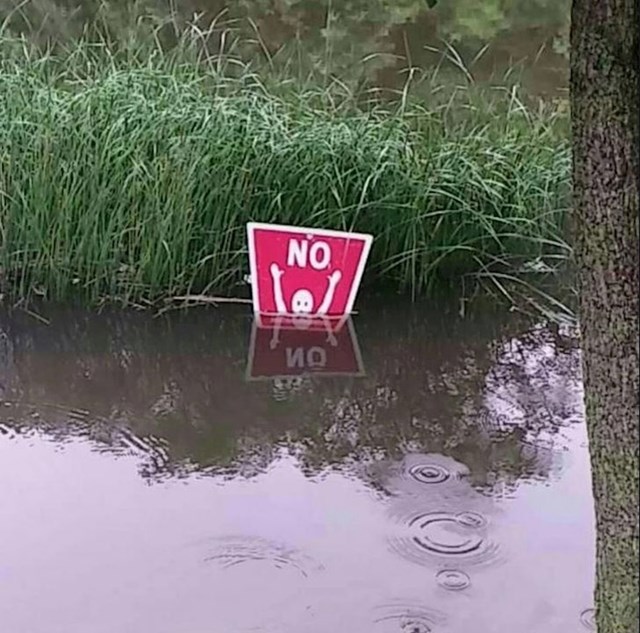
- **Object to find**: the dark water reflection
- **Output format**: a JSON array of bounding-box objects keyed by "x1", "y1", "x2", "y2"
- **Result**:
[
  {"x1": 0, "y1": 302, "x2": 594, "y2": 632},
  {"x1": 2, "y1": 0, "x2": 569, "y2": 98}
]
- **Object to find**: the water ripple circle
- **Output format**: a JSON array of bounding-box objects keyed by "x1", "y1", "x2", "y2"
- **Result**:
[
  {"x1": 202, "y1": 535, "x2": 323, "y2": 577},
  {"x1": 410, "y1": 512, "x2": 483, "y2": 555},
  {"x1": 388, "y1": 510, "x2": 501, "y2": 568},
  {"x1": 436, "y1": 569, "x2": 471, "y2": 591},
  {"x1": 580, "y1": 608, "x2": 596, "y2": 630},
  {"x1": 408, "y1": 464, "x2": 450, "y2": 485},
  {"x1": 455, "y1": 511, "x2": 487, "y2": 529},
  {"x1": 373, "y1": 601, "x2": 445, "y2": 632}
]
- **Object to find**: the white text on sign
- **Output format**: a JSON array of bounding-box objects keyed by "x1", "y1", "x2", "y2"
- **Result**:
[{"x1": 286, "y1": 239, "x2": 331, "y2": 270}]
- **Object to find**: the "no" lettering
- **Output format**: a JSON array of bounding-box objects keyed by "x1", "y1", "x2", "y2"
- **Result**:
[
  {"x1": 287, "y1": 238, "x2": 331, "y2": 270},
  {"x1": 285, "y1": 346, "x2": 327, "y2": 369}
]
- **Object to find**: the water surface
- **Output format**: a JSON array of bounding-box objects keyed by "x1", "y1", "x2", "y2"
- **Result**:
[
  {"x1": 0, "y1": 303, "x2": 594, "y2": 632},
  {"x1": 3, "y1": 0, "x2": 570, "y2": 97}
]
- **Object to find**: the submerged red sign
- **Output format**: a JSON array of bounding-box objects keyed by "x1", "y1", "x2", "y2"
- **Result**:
[
  {"x1": 246, "y1": 316, "x2": 364, "y2": 380},
  {"x1": 256, "y1": 313, "x2": 346, "y2": 331},
  {"x1": 247, "y1": 223, "x2": 372, "y2": 317}
]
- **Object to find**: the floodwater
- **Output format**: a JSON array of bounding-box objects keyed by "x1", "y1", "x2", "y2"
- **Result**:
[
  {"x1": 3, "y1": 0, "x2": 570, "y2": 97},
  {"x1": 0, "y1": 302, "x2": 594, "y2": 633}
]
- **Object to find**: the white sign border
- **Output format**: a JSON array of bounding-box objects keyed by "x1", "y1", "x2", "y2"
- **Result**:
[{"x1": 246, "y1": 221, "x2": 373, "y2": 317}]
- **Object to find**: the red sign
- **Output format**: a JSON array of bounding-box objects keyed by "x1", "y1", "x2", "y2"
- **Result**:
[
  {"x1": 247, "y1": 222, "x2": 372, "y2": 317},
  {"x1": 245, "y1": 315, "x2": 365, "y2": 380}
]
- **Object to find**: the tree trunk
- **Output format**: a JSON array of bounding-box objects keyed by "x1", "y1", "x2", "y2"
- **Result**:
[{"x1": 570, "y1": 0, "x2": 639, "y2": 631}]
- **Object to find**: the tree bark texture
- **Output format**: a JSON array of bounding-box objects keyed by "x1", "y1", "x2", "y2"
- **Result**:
[{"x1": 570, "y1": 0, "x2": 639, "y2": 631}]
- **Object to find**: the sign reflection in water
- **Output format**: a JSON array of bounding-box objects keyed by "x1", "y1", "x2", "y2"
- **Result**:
[{"x1": 245, "y1": 314, "x2": 365, "y2": 380}]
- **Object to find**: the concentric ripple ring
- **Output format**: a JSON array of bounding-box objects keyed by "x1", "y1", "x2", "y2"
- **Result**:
[
  {"x1": 409, "y1": 512, "x2": 484, "y2": 556},
  {"x1": 408, "y1": 464, "x2": 450, "y2": 485},
  {"x1": 436, "y1": 569, "x2": 471, "y2": 591}
]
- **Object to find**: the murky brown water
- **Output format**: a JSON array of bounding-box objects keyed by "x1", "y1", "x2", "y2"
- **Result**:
[
  {"x1": 2, "y1": 0, "x2": 569, "y2": 97},
  {"x1": 0, "y1": 302, "x2": 594, "y2": 632}
]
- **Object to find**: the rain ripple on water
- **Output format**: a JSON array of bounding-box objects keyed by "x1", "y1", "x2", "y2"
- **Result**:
[
  {"x1": 435, "y1": 569, "x2": 471, "y2": 591},
  {"x1": 580, "y1": 608, "x2": 596, "y2": 630},
  {"x1": 408, "y1": 464, "x2": 450, "y2": 485},
  {"x1": 202, "y1": 535, "x2": 324, "y2": 578},
  {"x1": 388, "y1": 510, "x2": 502, "y2": 569},
  {"x1": 372, "y1": 601, "x2": 446, "y2": 632},
  {"x1": 370, "y1": 454, "x2": 470, "y2": 498}
]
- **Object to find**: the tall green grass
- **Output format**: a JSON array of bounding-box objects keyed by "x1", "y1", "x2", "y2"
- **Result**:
[{"x1": 0, "y1": 30, "x2": 571, "y2": 305}]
